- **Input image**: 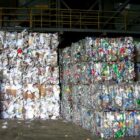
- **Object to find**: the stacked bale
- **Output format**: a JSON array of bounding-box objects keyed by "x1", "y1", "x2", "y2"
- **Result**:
[
  {"x1": 60, "y1": 37, "x2": 137, "y2": 139},
  {"x1": 0, "y1": 30, "x2": 60, "y2": 119}
]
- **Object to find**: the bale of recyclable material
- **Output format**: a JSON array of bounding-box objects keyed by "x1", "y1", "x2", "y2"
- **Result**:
[
  {"x1": 60, "y1": 36, "x2": 138, "y2": 139},
  {"x1": 0, "y1": 30, "x2": 60, "y2": 120}
]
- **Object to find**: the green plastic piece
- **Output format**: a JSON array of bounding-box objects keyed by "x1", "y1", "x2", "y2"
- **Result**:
[
  {"x1": 112, "y1": 64, "x2": 120, "y2": 78},
  {"x1": 136, "y1": 99, "x2": 140, "y2": 105},
  {"x1": 115, "y1": 127, "x2": 126, "y2": 138},
  {"x1": 27, "y1": 49, "x2": 31, "y2": 54}
]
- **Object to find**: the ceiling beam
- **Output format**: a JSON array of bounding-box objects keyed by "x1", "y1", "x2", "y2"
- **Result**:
[
  {"x1": 103, "y1": 0, "x2": 131, "y2": 28},
  {"x1": 61, "y1": 0, "x2": 71, "y2": 9},
  {"x1": 88, "y1": 0, "x2": 98, "y2": 10}
]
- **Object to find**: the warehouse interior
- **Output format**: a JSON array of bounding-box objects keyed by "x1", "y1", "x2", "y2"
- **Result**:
[{"x1": 0, "y1": 0, "x2": 140, "y2": 140}]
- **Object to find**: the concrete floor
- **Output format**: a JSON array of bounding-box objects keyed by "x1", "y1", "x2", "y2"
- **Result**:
[
  {"x1": 0, "y1": 120, "x2": 139, "y2": 140},
  {"x1": 0, "y1": 119, "x2": 94, "y2": 140}
]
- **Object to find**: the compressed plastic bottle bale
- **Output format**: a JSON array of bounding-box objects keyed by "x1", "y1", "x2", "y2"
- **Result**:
[
  {"x1": 44, "y1": 33, "x2": 51, "y2": 47},
  {"x1": 46, "y1": 50, "x2": 58, "y2": 66},
  {"x1": 85, "y1": 37, "x2": 93, "y2": 61},
  {"x1": 113, "y1": 112, "x2": 126, "y2": 138},
  {"x1": 77, "y1": 63, "x2": 85, "y2": 84},
  {"x1": 94, "y1": 112, "x2": 104, "y2": 137},
  {"x1": 45, "y1": 98, "x2": 59, "y2": 119},
  {"x1": 72, "y1": 85, "x2": 82, "y2": 105},
  {"x1": 39, "y1": 98, "x2": 49, "y2": 120},
  {"x1": 48, "y1": 66, "x2": 59, "y2": 85},
  {"x1": 125, "y1": 37, "x2": 134, "y2": 59},
  {"x1": 61, "y1": 101, "x2": 73, "y2": 121},
  {"x1": 107, "y1": 85, "x2": 116, "y2": 110},
  {"x1": 94, "y1": 38, "x2": 101, "y2": 60},
  {"x1": 81, "y1": 107, "x2": 94, "y2": 131},
  {"x1": 14, "y1": 99, "x2": 24, "y2": 119},
  {"x1": 29, "y1": 32, "x2": 41, "y2": 49},
  {"x1": 12, "y1": 90, "x2": 24, "y2": 119},
  {"x1": 61, "y1": 61, "x2": 134, "y2": 83},
  {"x1": 4, "y1": 32, "x2": 17, "y2": 49},
  {"x1": 112, "y1": 62, "x2": 121, "y2": 82},
  {"x1": 122, "y1": 84, "x2": 135, "y2": 110},
  {"x1": 82, "y1": 62, "x2": 92, "y2": 84},
  {"x1": 0, "y1": 30, "x2": 60, "y2": 120},
  {"x1": 70, "y1": 43, "x2": 77, "y2": 63},
  {"x1": 40, "y1": 84, "x2": 48, "y2": 98},
  {"x1": 79, "y1": 39, "x2": 86, "y2": 62},
  {"x1": 45, "y1": 66, "x2": 52, "y2": 83},
  {"x1": 91, "y1": 85, "x2": 103, "y2": 111},
  {"x1": 114, "y1": 85, "x2": 123, "y2": 110},
  {"x1": 74, "y1": 66, "x2": 81, "y2": 84},
  {"x1": 61, "y1": 86, "x2": 68, "y2": 102},
  {"x1": 62, "y1": 36, "x2": 134, "y2": 63},
  {"x1": 2, "y1": 56, "x2": 8, "y2": 69},
  {"x1": 116, "y1": 38, "x2": 125, "y2": 60},
  {"x1": 33, "y1": 99, "x2": 41, "y2": 118},
  {"x1": 5, "y1": 97, "x2": 17, "y2": 118},
  {"x1": 62, "y1": 47, "x2": 71, "y2": 65},
  {"x1": 110, "y1": 37, "x2": 134, "y2": 61},
  {"x1": 51, "y1": 33, "x2": 59, "y2": 50},
  {"x1": 40, "y1": 85, "x2": 60, "y2": 119},
  {"x1": 81, "y1": 85, "x2": 92, "y2": 108},
  {"x1": 31, "y1": 33, "x2": 40, "y2": 48},
  {"x1": 103, "y1": 112, "x2": 115, "y2": 139},
  {"x1": 51, "y1": 105, "x2": 60, "y2": 120},
  {"x1": 90, "y1": 84, "x2": 99, "y2": 109},
  {"x1": 134, "y1": 111, "x2": 140, "y2": 136},
  {"x1": 78, "y1": 63, "x2": 85, "y2": 84},
  {"x1": 52, "y1": 85, "x2": 60, "y2": 100},
  {"x1": 24, "y1": 98, "x2": 35, "y2": 119},
  {"x1": 71, "y1": 42, "x2": 84, "y2": 63},
  {"x1": 62, "y1": 85, "x2": 72, "y2": 99},
  {"x1": 101, "y1": 85, "x2": 113, "y2": 110},
  {"x1": 101, "y1": 62, "x2": 111, "y2": 81},
  {"x1": 28, "y1": 33, "x2": 35, "y2": 47},
  {"x1": 83, "y1": 37, "x2": 99, "y2": 62},
  {"x1": 17, "y1": 30, "x2": 28, "y2": 49},
  {"x1": 72, "y1": 103, "x2": 82, "y2": 126},
  {"x1": 62, "y1": 64, "x2": 71, "y2": 84},
  {"x1": 92, "y1": 63, "x2": 102, "y2": 82},
  {"x1": 106, "y1": 38, "x2": 117, "y2": 61},
  {"x1": 125, "y1": 111, "x2": 135, "y2": 136},
  {"x1": 134, "y1": 83, "x2": 140, "y2": 109},
  {"x1": 98, "y1": 38, "x2": 108, "y2": 61},
  {"x1": 44, "y1": 98, "x2": 59, "y2": 119},
  {"x1": 72, "y1": 64, "x2": 81, "y2": 84},
  {"x1": 0, "y1": 101, "x2": 7, "y2": 119},
  {"x1": 39, "y1": 33, "x2": 48, "y2": 46},
  {"x1": 62, "y1": 105, "x2": 72, "y2": 121},
  {"x1": 122, "y1": 61, "x2": 135, "y2": 82}
]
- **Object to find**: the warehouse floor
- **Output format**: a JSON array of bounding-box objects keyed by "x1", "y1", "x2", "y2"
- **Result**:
[
  {"x1": 0, "y1": 119, "x2": 94, "y2": 140},
  {"x1": 0, "y1": 119, "x2": 140, "y2": 140}
]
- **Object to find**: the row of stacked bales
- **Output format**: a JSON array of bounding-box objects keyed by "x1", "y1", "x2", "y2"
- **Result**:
[{"x1": 60, "y1": 36, "x2": 140, "y2": 139}]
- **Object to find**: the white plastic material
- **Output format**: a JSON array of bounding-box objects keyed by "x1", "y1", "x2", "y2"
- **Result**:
[{"x1": 0, "y1": 30, "x2": 60, "y2": 120}]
